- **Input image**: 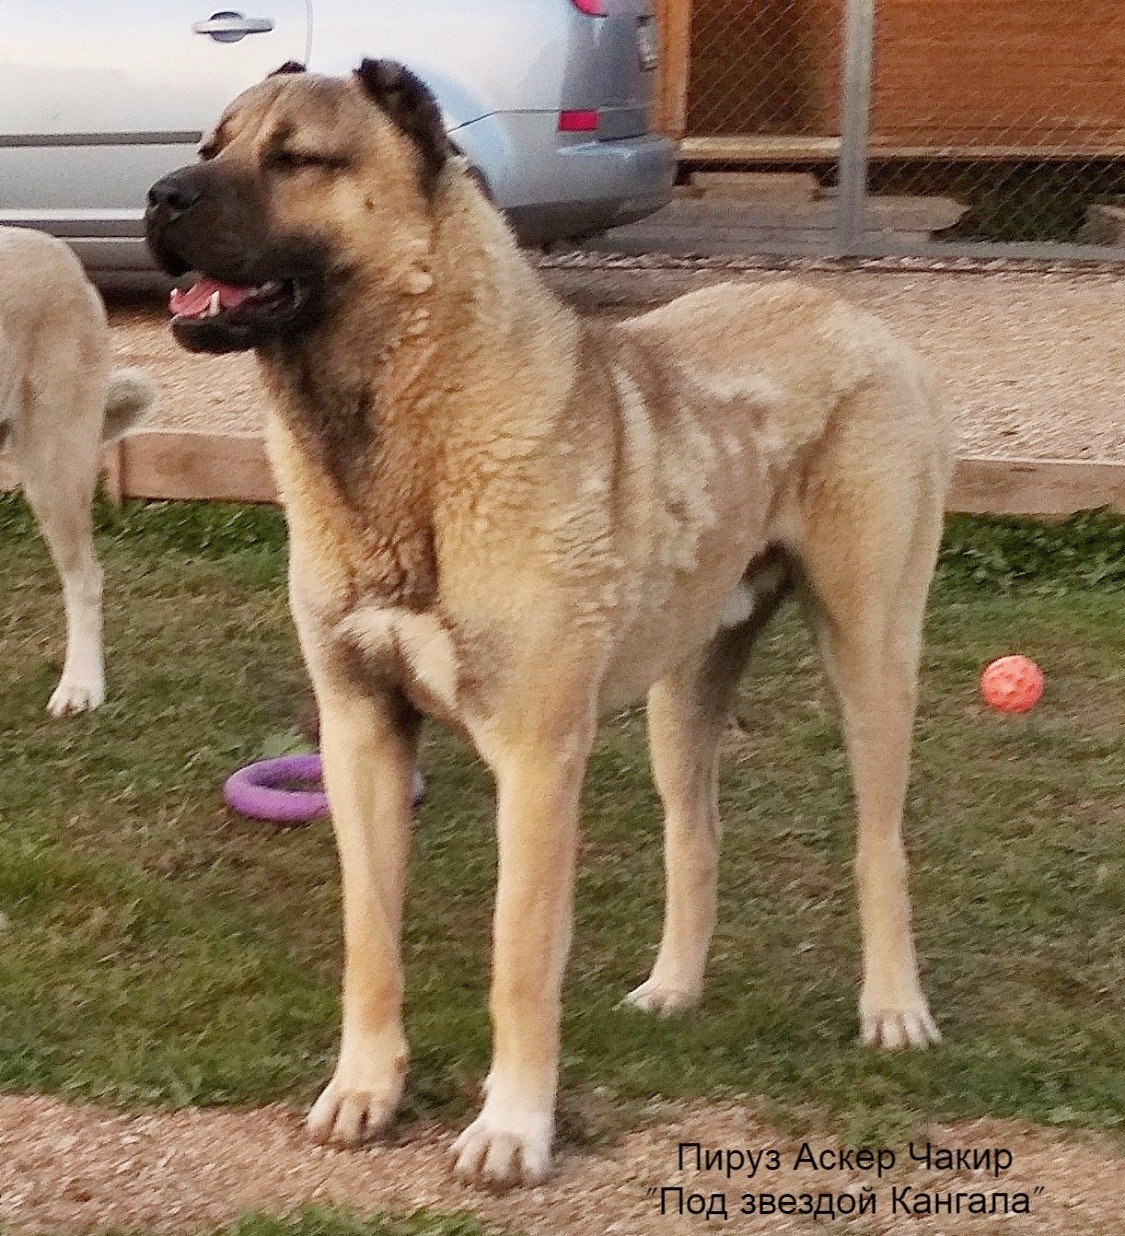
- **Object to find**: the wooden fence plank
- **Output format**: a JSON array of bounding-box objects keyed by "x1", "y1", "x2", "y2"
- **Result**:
[
  {"x1": 950, "y1": 456, "x2": 1125, "y2": 516},
  {"x1": 654, "y1": 0, "x2": 692, "y2": 139},
  {"x1": 0, "y1": 432, "x2": 275, "y2": 504},
  {"x1": 3, "y1": 434, "x2": 1123, "y2": 517},
  {"x1": 116, "y1": 430, "x2": 278, "y2": 503}
]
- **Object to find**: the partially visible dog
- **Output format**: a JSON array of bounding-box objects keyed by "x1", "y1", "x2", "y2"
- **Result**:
[
  {"x1": 0, "y1": 227, "x2": 156, "y2": 714},
  {"x1": 146, "y1": 61, "x2": 954, "y2": 1189}
]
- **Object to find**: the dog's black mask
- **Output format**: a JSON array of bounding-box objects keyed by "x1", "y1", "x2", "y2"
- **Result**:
[
  {"x1": 145, "y1": 161, "x2": 334, "y2": 354},
  {"x1": 145, "y1": 58, "x2": 459, "y2": 355}
]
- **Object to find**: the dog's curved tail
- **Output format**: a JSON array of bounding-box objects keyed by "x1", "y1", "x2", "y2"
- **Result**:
[{"x1": 103, "y1": 367, "x2": 158, "y2": 442}]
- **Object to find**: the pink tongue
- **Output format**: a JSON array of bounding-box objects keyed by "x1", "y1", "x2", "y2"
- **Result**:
[{"x1": 169, "y1": 276, "x2": 256, "y2": 319}]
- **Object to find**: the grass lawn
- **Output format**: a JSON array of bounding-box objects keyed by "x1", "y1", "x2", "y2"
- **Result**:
[{"x1": 0, "y1": 496, "x2": 1121, "y2": 1151}]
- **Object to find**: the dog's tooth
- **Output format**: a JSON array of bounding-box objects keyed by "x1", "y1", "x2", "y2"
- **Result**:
[{"x1": 207, "y1": 290, "x2": 221, "y2": 318}]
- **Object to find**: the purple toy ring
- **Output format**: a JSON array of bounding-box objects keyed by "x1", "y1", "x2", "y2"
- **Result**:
[{"x1": 224, "y1": 753, "x2": 425, "y2": 824}]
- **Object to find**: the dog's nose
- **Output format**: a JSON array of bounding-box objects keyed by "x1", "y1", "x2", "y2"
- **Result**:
[{"x1": 147, "y1": 172, "x2": 203, "y2": 216}]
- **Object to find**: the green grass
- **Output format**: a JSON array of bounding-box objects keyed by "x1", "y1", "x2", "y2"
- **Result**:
[{"x1": 0, "y1": 495, "x2": 1121, "y2": 1149}]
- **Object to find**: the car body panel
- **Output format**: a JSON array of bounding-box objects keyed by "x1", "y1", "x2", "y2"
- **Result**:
[
  {"x1": 0, "y1": 0, "x2": 674, "y2": 269},
  {"x1": 0, "y1": 1, "x2": 309, "y2": 217}
]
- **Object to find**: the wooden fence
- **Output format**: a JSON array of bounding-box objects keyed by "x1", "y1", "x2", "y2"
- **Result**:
[{"x1": 4, "y1": 430, "x2": 1123, "y2": 517}]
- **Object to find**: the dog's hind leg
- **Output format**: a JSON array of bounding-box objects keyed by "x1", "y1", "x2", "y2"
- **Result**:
[
  {"x1": 15, "y1": 384, "x2": 107, "y2": 715},
  {"x1": 625, "y1": 667, "x2": 727, "y2": 1015},
  {"x1": 627, "y1": 553, "x2": 791, "y2": 1014},
  {"x1": 797, "y1": 477, "x2": 944, "y2": 1050},
  {"x1": 304, "y1": 667, "x2": 421, "y2": 1147}
]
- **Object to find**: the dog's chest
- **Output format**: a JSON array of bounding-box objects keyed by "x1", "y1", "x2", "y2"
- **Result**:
[{"x1": 334, "y1": 601, "x2": 465, "y2": 724}]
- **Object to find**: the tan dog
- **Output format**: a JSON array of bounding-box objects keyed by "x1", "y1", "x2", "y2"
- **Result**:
[
  {"x1": 145, "y1": 60, "x2": 954, "y2": 1188},
  {"x1": 0, "y1": 227, "x2": 155, "y2": 713}
]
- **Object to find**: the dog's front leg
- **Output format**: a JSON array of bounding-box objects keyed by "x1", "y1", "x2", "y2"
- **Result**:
[
  {"x1": 453, "y1": 719, "x2": 593, "y2": 1188},
  {"x1": 306, "y1": 676, "x2": 420, "y2": 1146}
]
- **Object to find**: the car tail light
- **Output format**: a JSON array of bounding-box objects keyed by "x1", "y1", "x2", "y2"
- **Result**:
[
  {"x1": 558, "y1": 109, "x2": 600, "y2": 132},
  {"x1": 569, "y1": 0, "x2": 607, "y2": 15}
]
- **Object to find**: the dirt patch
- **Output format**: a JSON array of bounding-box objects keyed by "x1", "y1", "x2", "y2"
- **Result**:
[
  {"x1": 0, "y1": 1095, "x2": 1117, "y2": 1234},
  {"x1": 108, "y1": 299, "x2": 264, "y2": 437},
  {"x1": 110, "y1": 265, "x2": 1125, "y2": 463}
]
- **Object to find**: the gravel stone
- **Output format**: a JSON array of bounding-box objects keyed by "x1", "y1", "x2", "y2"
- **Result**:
[{"x1": 110, "y1": 264, "x2": 1125, "y2": 464}]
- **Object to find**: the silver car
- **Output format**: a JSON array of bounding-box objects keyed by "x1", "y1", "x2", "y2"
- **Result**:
[{"x1": 0, "y1": 1, "x2": 675, "y2": 276}]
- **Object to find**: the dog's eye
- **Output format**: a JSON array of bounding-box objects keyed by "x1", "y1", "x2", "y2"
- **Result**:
[{"x1": 267, "y1": 148, "x2": 346, "y2": 173}]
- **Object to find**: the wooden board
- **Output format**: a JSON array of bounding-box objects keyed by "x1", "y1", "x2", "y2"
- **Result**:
[
  {"x1": 869, "y1": 1, "x2": 1125, "y2": 151},
  {"x1": 4, "y1": 434, "x2": 1123, "y2": 517},
  {"x1": 679, "y1": 135, "x2": 1125, "y2": 165},
  {"x1": 679, "y1": 135, "x2": 842, "y2": 163},
  {"x1": 949, "y1": 456, "x2": 1125, "y2": 517},
  {"x1": 654, "y1": 0, "x2": 692, "y2": 139},
  {"x1": 116, "y1": 429, "x2": 277, "y2": 503},
  {"x1": 0, "y1": 431, "x2": 276, "y2": 505}
]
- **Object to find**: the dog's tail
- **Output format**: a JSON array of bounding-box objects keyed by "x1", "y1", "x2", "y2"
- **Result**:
[{"x1": 102, "y1": 367, "x2": 158, "y2": 442}]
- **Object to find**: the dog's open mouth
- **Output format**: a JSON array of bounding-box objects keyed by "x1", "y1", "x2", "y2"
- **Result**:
[
  {"x1": 169, "y1": 275, "x2": 303, "y2": 324},
  {"x1": 168, "y1": 275, "x2": 310, "y2": 353}
]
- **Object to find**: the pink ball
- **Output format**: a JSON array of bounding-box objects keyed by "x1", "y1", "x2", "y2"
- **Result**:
[{"x1": 980, "y1": 655, "x2": 1044, "y2": 713}]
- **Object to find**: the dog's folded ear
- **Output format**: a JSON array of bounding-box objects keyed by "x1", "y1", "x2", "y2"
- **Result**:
[
  {"x1": 354, "y1": 58, "x2": 453, "y2": 197},
  {"x1": 270, "y1": 60, "x2": 306, "y2": 76}
]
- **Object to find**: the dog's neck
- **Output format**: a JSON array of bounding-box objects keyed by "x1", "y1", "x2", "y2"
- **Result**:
[
  {"x1": 257, "y1": 173, "x2": 578, "y2": 609},
  {"x1": 262, "y1": 172, "x2": 574, "y2": 481}
]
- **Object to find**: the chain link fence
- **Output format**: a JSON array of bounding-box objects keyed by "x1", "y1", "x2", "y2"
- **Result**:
[
  {"x1": 668, "y1": 0, "x2": 1125, "y2": 260},
  {"x1": 685, "y1": 0, "x2": 842, "y2": 149}
]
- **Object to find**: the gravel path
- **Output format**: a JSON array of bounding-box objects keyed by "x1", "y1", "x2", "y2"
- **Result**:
[
  {"x1": 0, "y1": 1095, "x2": 1118, "y2": 1235},
  {"x1": 110, "y1": 265, "x2": 1125, "y2": 462}
]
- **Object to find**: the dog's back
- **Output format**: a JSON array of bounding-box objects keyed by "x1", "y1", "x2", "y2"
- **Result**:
[
  {"x1": 0, "y1": 225, "x2": 106, "y2": 339},
  {"x1": 0, "y1": 227, "x2": 111, "y2": 439},
  {"x1": 619, "y1": 280, "x2": 952, "y2": 480}
]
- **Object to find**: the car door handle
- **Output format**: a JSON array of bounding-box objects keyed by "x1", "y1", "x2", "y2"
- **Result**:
[{"x1": 192, "y1": 12, "x2": 275, "y2": 42}]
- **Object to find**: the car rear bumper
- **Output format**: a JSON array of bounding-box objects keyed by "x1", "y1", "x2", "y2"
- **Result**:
[{"x1": 453, "y1": 111, "x2": 676, "y2": 244}]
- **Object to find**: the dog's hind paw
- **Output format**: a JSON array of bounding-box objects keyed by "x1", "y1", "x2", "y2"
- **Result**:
[
  {"x1": 861, "y1": 1004, "x2": 942, "y2": 1050},
  {"x1": 47, "y1": 675, "x2": 105, "y2": 716},
  {"x1": 452, "y1": 1106, "x2": 553, "y2": 1189},
  {"x1": 621, "y1": 976, "x2": 701, "y2": 1015},
  {"x1": 306, "y1": 1078, "x2": 401, "y2": 1147}
]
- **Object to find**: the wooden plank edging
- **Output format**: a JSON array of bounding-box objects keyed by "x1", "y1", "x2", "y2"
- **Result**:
[
  {"x1": 2, "y1": 429, "x2": 1123, "y2": 517},
  {"x1": 950, "y1": 456, "x2": 1125, "y2": 516},
  {"x1": 677, "y1": 135, "x2": 1125, "y2": 165},
  {"x1": 117, "y1": 429, "x2": 278, "y2": 503}
]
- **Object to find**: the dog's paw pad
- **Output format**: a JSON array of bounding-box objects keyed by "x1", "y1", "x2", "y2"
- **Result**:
[
  {"x1": 622, "y1": 977, "x2": 700, "y2": 1015},
  {"x1": 861, "y1": 1005, "x2": 941, "y2": 1051},
  {"x1": 452, "y1": 1110, "x2": 552, "y2": 1188},
  {"x1": 47, "y1": 678, "x2": 105, "y2": 716},
  {"x1": 307, "y1": 1081, "x2": 399, "y2": 1147}
]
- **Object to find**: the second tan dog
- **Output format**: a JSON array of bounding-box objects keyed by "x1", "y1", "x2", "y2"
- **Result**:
[
  {"x1": 1, "y1": 227, "x2": 156, "y2": 714},
  {"x1": 146, "y1": 60, "x2": 954, "y2": 1188}
]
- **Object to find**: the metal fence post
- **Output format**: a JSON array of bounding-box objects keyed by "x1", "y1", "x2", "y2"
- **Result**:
[{"x1": 838, "y1": 0, "x2": 875, "y2": 255}]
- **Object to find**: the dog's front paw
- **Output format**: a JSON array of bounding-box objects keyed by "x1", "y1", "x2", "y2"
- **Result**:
[
  {"x1": 622, "y1": 975, "x2": 702, "y2": 1015},
  {"x1": 307, "y1": 1066, "x2": 405, "y2": 1147},
  {"x1": 860, "y1": 996, "x2": 941, "y2": 1050},
  {"x1": 452, "y1": 1102, "x2": 553, "y2": 1188},
  {"x1": 47, "y1": 674, "x2": 105, "y2": 716}
]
